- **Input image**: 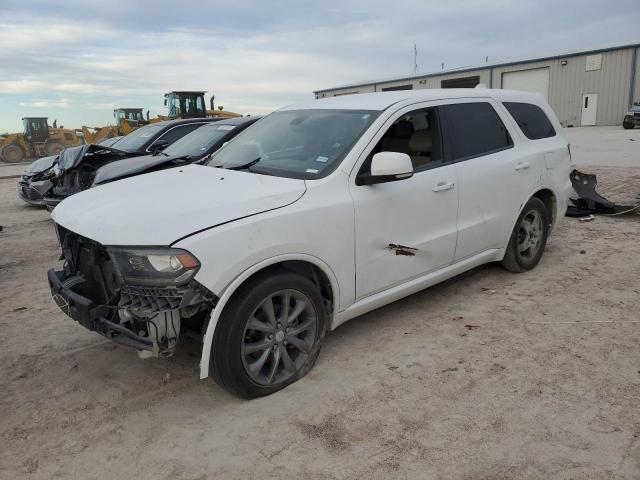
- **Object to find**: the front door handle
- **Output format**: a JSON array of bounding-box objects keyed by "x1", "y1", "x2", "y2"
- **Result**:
[
  {"x1": 433, "y1": 181, "x2": 455, "y2": 192},
  {"x1": 515, "y1": 162, "x2": 530, "y2": 171}
]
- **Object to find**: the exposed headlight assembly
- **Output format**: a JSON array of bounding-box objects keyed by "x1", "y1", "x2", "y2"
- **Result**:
[{"x1": 108, "y1": 247, "x2": 200, "y2": 286}]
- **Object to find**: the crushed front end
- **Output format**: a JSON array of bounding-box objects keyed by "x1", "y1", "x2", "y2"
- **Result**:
[
  {"x1": 43, "y1": 144, "x2": 128, "y2": 210},
  {"x1": 48, "y1": 225, "x2": 217, "y2": 357}
]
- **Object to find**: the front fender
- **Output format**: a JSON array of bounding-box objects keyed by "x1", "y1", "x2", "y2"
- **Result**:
[{"x1": 196, "y1": 253, "x2": 340, "y2": 379}]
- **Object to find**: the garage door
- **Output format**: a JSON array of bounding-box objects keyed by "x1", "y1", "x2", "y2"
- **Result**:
[{"x1": 502, "y1": 68, "x2": 550, "y2": 99}]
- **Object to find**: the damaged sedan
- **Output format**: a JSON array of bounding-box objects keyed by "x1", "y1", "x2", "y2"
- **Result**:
[
  {"x1": 48, "y1": 89, "x2": 571, "y2": 398},
  {"x1": 42, "y1": 117, "x2": 220, "y2": 209}
]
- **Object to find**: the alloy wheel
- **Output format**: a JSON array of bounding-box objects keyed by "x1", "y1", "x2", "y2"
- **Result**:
[
  {"x1": 241, "y1": 289, "x2": 318, "y2": 386},
  {"x1": 517, "y1": 209, "x2": 543, "y2": 260}
]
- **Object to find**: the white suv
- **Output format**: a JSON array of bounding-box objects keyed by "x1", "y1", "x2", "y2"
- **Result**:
[{"x1": 48, "y1": 89, "x2": 571, "y2": 398}]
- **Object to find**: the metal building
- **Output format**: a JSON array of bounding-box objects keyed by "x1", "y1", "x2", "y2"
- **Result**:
[{"x1": 314, "y1": 42, "x2": 640, "y2": 127}]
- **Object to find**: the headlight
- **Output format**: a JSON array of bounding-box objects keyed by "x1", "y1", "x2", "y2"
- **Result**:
[{"x1": 108, "y1": 247, "x2": 200, "y2": 286}]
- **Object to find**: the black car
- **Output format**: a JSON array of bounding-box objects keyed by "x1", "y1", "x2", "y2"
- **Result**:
[
  {"x1": 41, "y1": 117, "x2": 222, "y2": 209},
  {"x1": 93, "y1": 116, "x2": 259, "y2": 186}
]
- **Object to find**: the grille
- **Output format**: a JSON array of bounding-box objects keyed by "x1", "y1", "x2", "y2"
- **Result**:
[{"x1": 119, "y1": 284, "x2": 184, "y2": 312}]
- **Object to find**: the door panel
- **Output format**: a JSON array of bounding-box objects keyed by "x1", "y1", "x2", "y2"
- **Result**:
[
  {"x1": 581, "y1": 93, "x2": 598, "y2": 126},
  {"x1": 351, "y1": 165, "x2": 459, "y2": 298},
  {"x1": 442, "y1": 100, "x2": 540, "y2": 261}
]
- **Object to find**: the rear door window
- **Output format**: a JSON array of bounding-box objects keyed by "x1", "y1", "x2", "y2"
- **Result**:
[
  {"x1": 503, "y1": 102, "x2": 556, "y2": 140},
  {"x1": 442, "y1": 102, "x2": 513, "y2": 161}
]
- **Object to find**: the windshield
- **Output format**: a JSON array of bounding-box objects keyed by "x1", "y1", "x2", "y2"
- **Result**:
[
  {"x1": 161, "y1": 123, "x2": 234, "y2": 158},
  {"x1": 207, "y1": 109, "x2": 378, "y2": 179},
  {"x1": 110, "y1": 124, "x2": 163, "y2": 152}
]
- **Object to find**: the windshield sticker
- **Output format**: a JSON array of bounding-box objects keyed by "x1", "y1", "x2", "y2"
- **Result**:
[
  {"x1": 217, "y1": 125, "x2": 235, "y2": 131},
  {"x1": 139, "y1": 133, "x2": 153, "y2": 138},
  {"x1": 315, "y1": 156, "x2": 328, "y2": 163},
  {"x1": 305, "y1": 168, "x2": 319, "y2": 174}
]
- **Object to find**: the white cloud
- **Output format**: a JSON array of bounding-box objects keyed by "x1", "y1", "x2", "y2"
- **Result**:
[
  {"x1": 19, "y1": 98, "x2": 71, "y2": 108},
  {"x1": 0, "y1": 0, "x2": 639, "y2": 132}
]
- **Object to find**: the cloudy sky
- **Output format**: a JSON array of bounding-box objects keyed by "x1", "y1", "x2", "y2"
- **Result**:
[{"x1": 1, "y1": 0, "x2": 638, "y2": 132}]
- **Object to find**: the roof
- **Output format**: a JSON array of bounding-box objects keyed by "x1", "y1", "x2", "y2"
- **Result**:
[
  {"x1": 212, "y1": 116, "x2": 260, "y2": 126},
  {"x1": 152, "y1": 117, "x2": 221, "y2": 127},
  {"x1": 283, "y1": 88, "x2": 545, "y2": 112},
  {"x1": 315, "y1": 40, "x2": 640, "y2": 94},
  {"x1": 165, "y1": 91, "x2": 206, "y2": 95}
]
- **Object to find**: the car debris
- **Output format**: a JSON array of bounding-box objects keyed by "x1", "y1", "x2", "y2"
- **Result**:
[{"x1": 566, "y1": 169, "x2": 640, "y2": 217}]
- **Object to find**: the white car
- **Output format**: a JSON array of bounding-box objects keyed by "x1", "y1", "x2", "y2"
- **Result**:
[{"x1": 48, "y1": 89, "x2": 571, "y2": 398}]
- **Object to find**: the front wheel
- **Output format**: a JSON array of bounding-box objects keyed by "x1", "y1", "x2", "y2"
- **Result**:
[
  {"x1": 623, "y1": 122, "x2": 634, "y2": 130},
  {"x1": 210, "y1": 270, "x2": 327, "y2": 398},
  {"x1": 1, "y1": 143, "x2": 25, "y2": 163},
  {"x1": 502, "y1": 197, "x2": 549, "y2": 273}
]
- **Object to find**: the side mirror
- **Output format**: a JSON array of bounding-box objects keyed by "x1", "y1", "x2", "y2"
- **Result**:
[{"x1": 357, "y1": 152, "x2": 414, "y2": 186}]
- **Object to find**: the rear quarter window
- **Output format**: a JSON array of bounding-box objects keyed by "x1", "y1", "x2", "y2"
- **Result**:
[
  {"x1": 503, "y1": 102, "x2": 556, "y2": 140},
  {"x1": 442, "y1": 102, "x2": 513, "y2": 161}
]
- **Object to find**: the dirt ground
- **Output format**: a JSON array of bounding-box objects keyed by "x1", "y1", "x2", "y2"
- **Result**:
[{"x1": 1, "y1": 127, "x2": 640, "y2": 479}]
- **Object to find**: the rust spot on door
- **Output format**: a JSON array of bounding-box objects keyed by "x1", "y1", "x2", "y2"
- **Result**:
[{"x1": 386, "y1": 243, "x2": 417, "y2": 256}]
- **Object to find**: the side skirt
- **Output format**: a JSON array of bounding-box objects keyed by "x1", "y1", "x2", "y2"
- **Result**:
[{"x1": 332, "y1": 249, "x2": 501, "y2": 329}]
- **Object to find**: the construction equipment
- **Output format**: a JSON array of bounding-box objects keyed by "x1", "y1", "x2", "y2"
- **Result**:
[
  {"x1": 81, "y1": 108, "x2": 150, "y2": 144},
  {"x1": 151, "y1": 91, "x2": 241, "y2": 122},
  {"x1": 0, "y1": 117, "x2": 83, "y2": 163}
]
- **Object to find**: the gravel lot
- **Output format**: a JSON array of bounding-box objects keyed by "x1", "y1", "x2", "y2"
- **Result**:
[{"x1": 1, "y1": 126, "x2": 639, "y2": 479}]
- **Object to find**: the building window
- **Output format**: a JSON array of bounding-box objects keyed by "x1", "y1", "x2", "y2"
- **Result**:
[
  {"x1": 585, "y1": 54, "x2": 602, "y2": 71},
  {"x1": 381, "y1": 84, "x2": 413, "y2": 91},
  {"x1": 441, "y1": 76, "x2": 480, "y2": 88}
]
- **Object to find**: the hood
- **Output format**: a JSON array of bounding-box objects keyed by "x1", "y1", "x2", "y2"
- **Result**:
[
  {"x1": 25, "y1": 155, "x2": 58, "y2": 175},
  {"x1": 51, "y1": 164, "x2": 306, "y2": 246},
  {"x1": 93, "y1": 153, "x2": 188, "y2": 185},
  {"x1": 57, "y1": 143, "x2": 127, "y2": 173}
]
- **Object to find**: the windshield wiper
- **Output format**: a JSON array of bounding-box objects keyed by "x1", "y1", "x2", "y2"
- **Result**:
[{"x1": 216, "y1": 157, "x2": 261, "y2": 171}]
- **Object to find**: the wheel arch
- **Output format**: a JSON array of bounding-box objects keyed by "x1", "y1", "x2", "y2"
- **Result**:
[
  {"x1": 199, "y1": 254, "x2": 339, "y2": 379},
  {"x1": 500, "y1": 186, "x2": 558, "y2": 258}
]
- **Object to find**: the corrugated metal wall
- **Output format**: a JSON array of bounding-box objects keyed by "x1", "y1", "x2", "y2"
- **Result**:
[{"x1": 318, "y1": 46, "x2": 639, "y2": 126}]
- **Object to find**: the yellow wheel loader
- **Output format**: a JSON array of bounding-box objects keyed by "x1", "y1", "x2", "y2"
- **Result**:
[
  {"x1": 149, "y1": 91, "x2": 241, "y2": 123},
  {"x1": 0, "y1": 117, "x2": 83, "y2": 163},
  {"x1": 81, "y1": 108, "x2": 149, "y2": 144}
]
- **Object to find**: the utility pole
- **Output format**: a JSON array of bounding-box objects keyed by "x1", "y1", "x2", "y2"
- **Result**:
[{"x1": 413, "y1": 44, "x2": 418, "y2": 74}]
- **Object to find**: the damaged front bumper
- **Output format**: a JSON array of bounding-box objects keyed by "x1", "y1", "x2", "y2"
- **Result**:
[
  {"x1": 48, "y1": 227, "x2": 217, "y2": 356},
  {"x1": 18, "y1": 177, "x2": 53, "y2": 206}
]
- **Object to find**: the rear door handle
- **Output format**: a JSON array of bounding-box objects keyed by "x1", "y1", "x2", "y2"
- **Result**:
[
  {"x1": 515, "y1": 162, "x2": 530, "y2": 171},
  {"x1": 433, "y1": 181, "x2": 455, "y2": 192}
]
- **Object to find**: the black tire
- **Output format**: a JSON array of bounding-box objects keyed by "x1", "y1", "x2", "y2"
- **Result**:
[
  {"x1": 46, "y1": 141, "x2": 65, "y2": 156},
  {"x1": 623, "y1": 122, "x2": 635, "y2": 130},
  {"x1": 210, "y1": 270, "x2": 327, "y2": 399},
  {"x1": 501, "y1": 197, "x2": 550, "y2": 273},
  {"x1": 1, "y1": 143, "x2": 25, "y2": 163}
]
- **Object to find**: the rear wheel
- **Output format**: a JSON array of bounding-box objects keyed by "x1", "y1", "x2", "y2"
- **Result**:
[
  {"x1": 623, "y1": 122, "x2": 634, "y2": 130},
  {"x1": 1, "y1": 143, "x2": 25, "y2": 163},
  {"x1": 210, "y1": 270, "x2": 327, "y2": 398},
  {"x1": 501, "y1": 197, "x2": 549, "y2": 273},
  {"x1": 46, "y1": 141, "x2": 65, "y2": 156}
]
